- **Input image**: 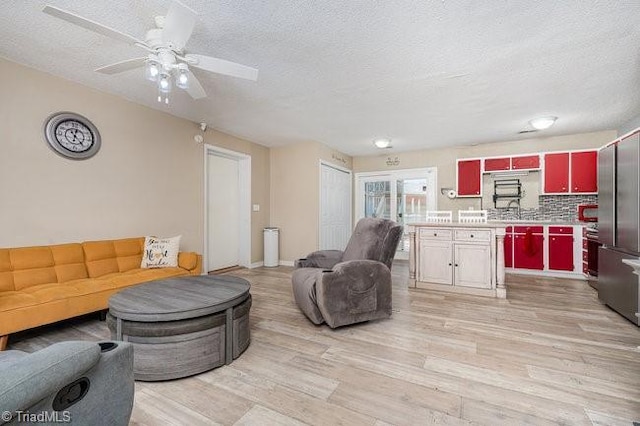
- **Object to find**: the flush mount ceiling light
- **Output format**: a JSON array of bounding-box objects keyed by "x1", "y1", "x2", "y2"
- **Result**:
[
  {"x1": 529, "y1": 116, "x2": 557, "y2": 130},
  {"x1": 373, "y1": 138, "x2": 392, "y2": 149}
]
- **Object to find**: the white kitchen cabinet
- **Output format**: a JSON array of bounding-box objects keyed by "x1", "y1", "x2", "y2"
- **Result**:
[
  {"x1": 408, "y1": 223, "x2": 506, "y2": 298},
  {"x1": 454, "y1": 244, "x2": 491, "y2": 288}
]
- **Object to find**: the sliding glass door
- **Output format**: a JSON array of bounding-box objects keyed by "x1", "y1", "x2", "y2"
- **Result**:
[{"x1": 356, "y1": 168, "x2": 437, "y2": 257}]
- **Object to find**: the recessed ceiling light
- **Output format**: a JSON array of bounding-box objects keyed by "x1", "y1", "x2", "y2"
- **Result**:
[
  {"x1": 529, "y1": 116, "x2": 557, "y2": 130},
  {"x1": 373, "y1": 138, "x2": 392, "y2": 149}
]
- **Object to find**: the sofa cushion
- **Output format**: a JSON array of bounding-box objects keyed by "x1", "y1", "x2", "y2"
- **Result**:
[
  {"x1": 114, "y1": 238, "x2": 144, "y2": 272},
  {"x1": 10, "y1": 247, "x2": 57, "y2": 291},
  {"x1": 21, "y1": 283, "x2": 83, "y2": 303},
  {"x1": 51, "y1": 244, "x2": 88, "y2": 283},
  {"x1": 0, "y1": 292, "x2": 40, "y2": 312},
  {"x1": 108, "y1": 268, "x2": 186, "y2": 289},
  {"x1": 83, "y1": 241, "x2": 119, "y2": 278},
  {"x1": 0, "y1": 250, "x2": 14, "y2": 292},
  {"x1": 65, "y1": 278, "x2": 116, "y2": 296}
]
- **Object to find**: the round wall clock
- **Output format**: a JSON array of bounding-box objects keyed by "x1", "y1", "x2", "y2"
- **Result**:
[{"x1": 44, "y1": 112, "x2": 101, "y2": 160}]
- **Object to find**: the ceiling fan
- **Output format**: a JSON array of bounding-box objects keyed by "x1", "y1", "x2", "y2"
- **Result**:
[{"x1": 43, "y1": 1, "x2": 258, "y2": 103}]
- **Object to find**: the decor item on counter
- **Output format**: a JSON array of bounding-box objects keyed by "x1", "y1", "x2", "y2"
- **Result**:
[
  {"x1": 141, "y1": 235, "x2": 181, "y2": 268},
  {"x1": 42, "y1": 1, "x2": 258, "y2": 104},
  {"x1": 440, "y1": 188, "x2": 457, "y2": 199},
  {"x1": 373, "y1": 138, "x2": 392, "y2": 149},
  {"x1": 44, "y1": 112, "x2": 101, "y2": 160},
  {"x1": 458, "y1": 210, "x2": 488, "y2": 223},
  {"x1": 386, "y1": 156, "x2": 400, "y2": 166},
  {"x1": 425, "y1": 211, "x2": 453, "y2": 223},
  {"x1": 292, "y1": 217, "x2": 402, "y2": 328},
  {"x1": 529, "y1": 116, "x2": 557, "y2": 130}
]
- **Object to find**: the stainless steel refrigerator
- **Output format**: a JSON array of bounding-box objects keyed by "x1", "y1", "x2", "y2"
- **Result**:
[{"x1": 598, "y1": 130, "x2": 640, "y2": 326}]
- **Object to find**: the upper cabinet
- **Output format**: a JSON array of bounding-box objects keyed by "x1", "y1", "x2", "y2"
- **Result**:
[
  {"x1": 483, "y1": 155, "x2": 541, "y2": 172},
  {"x1": 543, "y1": 152, "x2": 570, "y2": 193},
  {"x1": 543, "y1": 150, "x2": 598, "y2": 194},
  {"x1": 511, "y1": 155, "x2": 540, "y2": 170},
  {"x1": 457, "y1": 159, "x2": 482, "y2": 197},
  {"x1": 570, "y1": 151, "x2": 598, "y2": 193}
]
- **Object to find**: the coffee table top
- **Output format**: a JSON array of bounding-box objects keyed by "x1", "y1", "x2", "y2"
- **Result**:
[{"x1": 108, "y1": 275, "x2": 251, "y2": 322}]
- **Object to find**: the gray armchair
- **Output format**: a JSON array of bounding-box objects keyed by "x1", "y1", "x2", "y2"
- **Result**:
[
  {"x1": 292, "y1": 217, "x2": 403, "y2": 328},
  {"x1": 0, "y1": 341, "x2": 134, "y2": 426}
]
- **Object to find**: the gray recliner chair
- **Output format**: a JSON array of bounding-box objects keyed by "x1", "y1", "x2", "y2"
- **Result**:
[
  {"x1": 0, "y1": 341, "x2": 134, "y2": 426},
  {"x1": 292, "y1": 217, "x2": 403, "y2": 328}
]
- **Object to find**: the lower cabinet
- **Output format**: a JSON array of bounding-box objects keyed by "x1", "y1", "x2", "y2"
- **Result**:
[
  {"x1": 513, "y1": 233, "x2": 544, "y2": 270},
  {"x1": 454, "y1": 244, "x2": 491, "y2": 288},
  {"x1": 416, "y1": 227, "x2": 494, "y2": 290}
]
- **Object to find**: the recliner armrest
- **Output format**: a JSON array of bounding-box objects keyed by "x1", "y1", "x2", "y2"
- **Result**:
[
  {"x1": 0, "y1": 341, "x2": 100, "y2": 414},
  {"x1": 295, "y1": 250, "x2": 343, "y2": 269}
]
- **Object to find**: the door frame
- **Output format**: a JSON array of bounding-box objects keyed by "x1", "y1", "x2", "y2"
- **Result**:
[
  {"x1": 318, "y1": 160, "x2": 353, "y2": 250},
  {"x1": 354, "y1": 167, "x2": 437, "y2": 259},
  {"x1": 354, "y1": 167, "x2": 438, "y2": 219},
  {"x1": 203, "y1": 144, "x2": 251, "y2": 273}
]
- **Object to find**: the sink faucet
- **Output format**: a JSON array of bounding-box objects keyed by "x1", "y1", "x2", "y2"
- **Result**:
[{"x1": 506, "y1": 199, "x2": 521, "y2": 219}]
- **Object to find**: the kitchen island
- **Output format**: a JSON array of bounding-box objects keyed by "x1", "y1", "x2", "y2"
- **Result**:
[{"x1": 407, "y1": 223, "x2": 507, "y2": 298}]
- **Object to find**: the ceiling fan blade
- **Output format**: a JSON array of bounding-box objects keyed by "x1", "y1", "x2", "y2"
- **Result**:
[
  {"x1": 185, "y1": 54, "x2": 259, "y2": 81},
  {"x1": 95, "y1": 57, "x2": 147, "y2": 75},
  {"x1": 185, "y1": 71, "x2": 207, "y2": 99},
  {"x1": 162, "y1": 0, "x2": 197, "y2": 51},
  {"x1": 43, "y1": 5, "x2": 147, "y2": 47}
]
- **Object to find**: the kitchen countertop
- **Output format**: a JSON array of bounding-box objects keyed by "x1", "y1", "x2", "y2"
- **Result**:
[{"x1": 409, "y1": 221, "x2": 585, "y2": 228}]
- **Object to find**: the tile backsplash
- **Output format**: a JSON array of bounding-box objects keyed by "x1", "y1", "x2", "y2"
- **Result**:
[{"x1": 487, "y1": 195, "x2": 597, "y2": 222}]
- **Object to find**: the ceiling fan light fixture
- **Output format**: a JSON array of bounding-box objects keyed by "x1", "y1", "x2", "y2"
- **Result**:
[
  {"x1": 145, "y1": 61, "x2": 160, "y2": 81},
  {"x1": 158, "y1": 72, "x2": 171, "y2": 93},
  {"x1": 373, "y1": 138, "x2": 392, "y2": 149},
  {"x1": 176, "y1": 69, "x2": 189, "y2": 90},
  {"x1": 529, "y1": 116, "x2": 557, "y2": 130}
]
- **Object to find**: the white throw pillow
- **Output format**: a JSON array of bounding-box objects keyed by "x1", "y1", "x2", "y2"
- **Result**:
[{"x1": 141, "y1": 235, "x2": 181, "y2": 268}]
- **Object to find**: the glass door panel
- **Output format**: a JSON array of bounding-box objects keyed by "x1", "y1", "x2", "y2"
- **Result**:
[
  {"x1": 364, "y1": 180, "x2": 391, "y2": 220},
  {"x1": 397, "y1": 178, "x2": 428, "y2": 252}
]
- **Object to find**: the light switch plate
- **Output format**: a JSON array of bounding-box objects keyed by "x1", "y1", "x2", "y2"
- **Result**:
[{"x1": 252, "y1": 204, "x2": 260, "y2": 212}]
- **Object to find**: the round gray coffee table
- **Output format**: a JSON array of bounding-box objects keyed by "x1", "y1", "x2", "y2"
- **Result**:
[{"x1": 107, "y1": 275, "x2": 251, "y2": 381}]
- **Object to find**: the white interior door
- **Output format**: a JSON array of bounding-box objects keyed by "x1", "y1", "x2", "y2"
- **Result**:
[
  {"x1": 208, "y1": 153, "x2": 240, "y2": 271},
  {"x1": 320, "y1": 163, "x2": 352, "y2": 250}
]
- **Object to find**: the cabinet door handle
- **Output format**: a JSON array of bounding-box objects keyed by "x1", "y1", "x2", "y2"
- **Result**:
[
  {"x1": 433, "y1": 233, "x2": 437, "y2": 236},
  {"x1": 470, "y1": 234, "x2": 474, "y2": 238},
  {"x1": 448, "y1": 263, "x2": 452, "y2": 266},
  {"x1": 455, "y1": 263, "x2": 459, "y2": 267}
]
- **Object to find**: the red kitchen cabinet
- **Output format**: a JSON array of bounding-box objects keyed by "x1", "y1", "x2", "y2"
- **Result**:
[
  {"x1": 457, "y1": 159, "x2": 481, "y2": 196},
  {"x1": 484, "y1": 157, "x2": 511, "y2": 171},
  {"x1": 544, "y1": 153, "x2": 570, "y2": 193},
  {"x1": 511, "y1": 155, "x2": 540, "y2": 170},
  {"x1": 548, "y1": 235, "x2": 574, "y2": 271},
  {"x1": 570, "y1": 151, "x2": 598, "y2": 193},
  {"x1": 504, "y1": 233, "x2": 513, "y2": 267},
  {"x1": 513, "y1": 231, "x2": 544, "y2": 270}
]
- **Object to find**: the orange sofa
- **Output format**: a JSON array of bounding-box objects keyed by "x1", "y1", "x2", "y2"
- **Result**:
[{"x1": 0, "y1": 237, "x2": 201, "y2": 349}]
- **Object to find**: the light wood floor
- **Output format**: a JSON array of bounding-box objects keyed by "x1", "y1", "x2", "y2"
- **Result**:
[{"x1": 8, "y1": 262, "x2": 640, "y2": 425}]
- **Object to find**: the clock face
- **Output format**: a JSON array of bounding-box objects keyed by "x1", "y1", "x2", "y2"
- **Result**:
[
  {"x1": 55, "y1": 120, "x2": 94, "y2": 153},
  {"x1": 44, "y1": 112, "x2": 101, "y2": 160}
]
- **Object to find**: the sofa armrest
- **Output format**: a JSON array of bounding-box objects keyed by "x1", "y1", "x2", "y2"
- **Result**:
[
  {"x1": 295, "y1": 250, "x2": 343, "y2": 269},
  {"x1": 315, "y1": 260, "x2": 392, "y2": 328},
  {"x1": 0, "y1": 341, "x2": 100, "y2": 414},
  {"x1": 178, "y1": 252, "x2": 202, "y2": 275}
]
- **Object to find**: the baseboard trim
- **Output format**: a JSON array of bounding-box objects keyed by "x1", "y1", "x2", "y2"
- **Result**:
[
  {"x1": 506, "y1": 269, "x2": 587, "y2": 280},
  {"x1": 279, "y1": 260, "x2": 294, "y2": 267},
  {"x1": 250, "y1": 261, "x2": 264, "y2": 269}
]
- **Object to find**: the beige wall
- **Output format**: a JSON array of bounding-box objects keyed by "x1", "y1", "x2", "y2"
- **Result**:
[
  {"x1": 270, "y1": 141, "x2": 352, "y2": 262},
  {"x1": 353, "y1": 130, "x2": 617, "y2": 211},
  {"x1": 0, "y1": 58, "x2": 269, "y2": 263}
]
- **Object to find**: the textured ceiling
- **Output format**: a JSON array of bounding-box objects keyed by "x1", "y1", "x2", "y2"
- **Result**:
[{"x1": 1, "y1": 1, "x2": 639, "y2": 156}]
